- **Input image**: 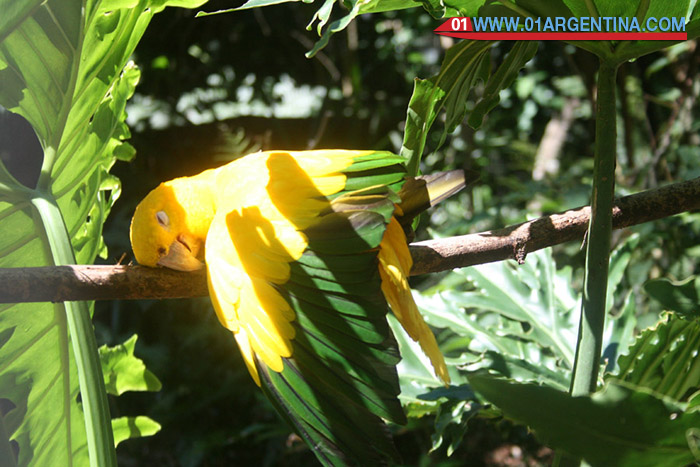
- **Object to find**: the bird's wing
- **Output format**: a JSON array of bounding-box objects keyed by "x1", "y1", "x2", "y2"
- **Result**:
[{"x1": 205, "y1": 150, "x2": 409, "y2": 465}]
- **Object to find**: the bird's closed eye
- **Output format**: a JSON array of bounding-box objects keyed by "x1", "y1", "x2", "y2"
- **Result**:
[{"x1": 156, "y1": 210, "x2": 169, "y2": 228}]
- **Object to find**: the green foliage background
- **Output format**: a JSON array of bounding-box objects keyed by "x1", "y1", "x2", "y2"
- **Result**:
[{"x1": 1, "y1": 0, "x2": 700, "y2": 465}]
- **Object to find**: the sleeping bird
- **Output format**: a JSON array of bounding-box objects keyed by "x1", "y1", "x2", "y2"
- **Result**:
[{"x1": 130, "y1": 150, "x2": 466, "y2": 466}]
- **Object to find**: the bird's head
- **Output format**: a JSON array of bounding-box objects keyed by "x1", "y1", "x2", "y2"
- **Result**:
[{"x1": 130, "y1": 179, "x2": 214, "y2": 271}]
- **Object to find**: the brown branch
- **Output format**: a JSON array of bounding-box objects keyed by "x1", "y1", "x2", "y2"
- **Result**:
[
  {"x1": 0, "y1": 265, "x2": 208, "y2": 303},
  {"x1": 1, "y1": 177, "x2": 699, "y2": 304},
  {"x1": 411, "y1": 176, "x2": 700, "y2": 274}
]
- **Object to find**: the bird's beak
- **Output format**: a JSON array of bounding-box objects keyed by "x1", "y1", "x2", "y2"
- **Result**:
[{"x1": 157, "y1": 236, "x2": 204, "y2": 271}]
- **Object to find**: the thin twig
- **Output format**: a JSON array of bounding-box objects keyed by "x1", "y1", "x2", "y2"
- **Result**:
[{"x1": 1, "y1": 177, "x2": 699, "y2": 304}]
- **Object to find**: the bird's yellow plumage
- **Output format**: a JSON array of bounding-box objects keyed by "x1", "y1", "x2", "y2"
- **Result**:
[
  {"x1": 378, "y1": 216, "x2": 451, "y2": 384},
  {"x1": 131, "y1": 149, "x2": 464, "y2": 464},
  {"x1": 131, "y1": 150, "x2": 450, "y2": 386},
  {"x1": 204, "y1": 151, "x2": 359, "y2": 383}
]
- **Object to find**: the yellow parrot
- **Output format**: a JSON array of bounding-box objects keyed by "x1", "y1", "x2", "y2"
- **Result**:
[{"x1": 130, "y1": 150, "x2": 466, "y2": 465}]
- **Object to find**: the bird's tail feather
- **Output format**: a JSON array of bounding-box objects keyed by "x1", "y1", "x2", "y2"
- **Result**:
[{"x1": 396, "y1": 169, "x2": 478, "y2": 224}]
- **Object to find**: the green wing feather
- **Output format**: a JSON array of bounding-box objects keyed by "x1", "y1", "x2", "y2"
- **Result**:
[
  {"x1": 255, "y1": 153, "x2": 409, "y2": 466},
  {"x1": 243, "y1": 151, "x2": 468, "y2": 465}
]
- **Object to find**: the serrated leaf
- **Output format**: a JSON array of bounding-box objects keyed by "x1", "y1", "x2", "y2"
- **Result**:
[
  {"x1": 415, "y1": 238, "x2": 639, "y2": 390},
  {"x1": 99, "y1": 335, "x2": 162, "y2": 396},
  {"x1": 613, "y1": 313, "x2": 700, "y2": 402},
  {"x1": 111, "y1": 416, "x2": 161, "y2": 447},
  {"x1": 468, "y1": 373, "x2": 700, "y2": 467},
  {"x1": 402, "y1": 242, "x2": 640, "y2": 448},
  {"x1": 441, "y1": 249, "x2": 577, "y2": 368},
  {"x1": 0, "y1": 0, "x2": 206, "y2": 465}
]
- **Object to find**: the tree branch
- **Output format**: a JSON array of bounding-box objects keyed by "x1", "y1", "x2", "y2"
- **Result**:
[
  {"x1": 2, "y1": 177, "x2": 699, "y2": 304},
  {"x1": 410, "y1": 176, "x2": 700, "y2": 275}
]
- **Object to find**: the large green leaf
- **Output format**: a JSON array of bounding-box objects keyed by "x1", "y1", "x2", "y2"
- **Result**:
[
  {"x1": 416, "y1": 237, "x2": 635, "y2": 383},
  {"x1": 0, "y1": 0, "x2": 206, "y2": 465},
  {"x1": 419, "y1": 249, "x2": 579, "y2": 379},
  {"x1": 394, "y1": 242, "x2": 636, "y2": 453},
  {"x1": 468, "y1": 373, "x2": 700, "y2": 466}
]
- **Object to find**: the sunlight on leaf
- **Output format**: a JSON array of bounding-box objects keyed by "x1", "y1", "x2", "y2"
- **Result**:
[
  {"x1": 0, "y1": 0, "x2": 206, "y2": 465},
  {"x1": 100, "y1": 335, "x2": 162, "y2": 396},
  {"x1": 111, "y1": 416, "x2": 161, "y2": 447}
]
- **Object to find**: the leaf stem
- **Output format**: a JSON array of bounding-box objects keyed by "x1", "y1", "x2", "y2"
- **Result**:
[
  {"x1": 570, "y1": 60, "x2": 618, "y2": 397},
  {"x1": 31, "y1": 192, "x2": 116, "y2": 467}
]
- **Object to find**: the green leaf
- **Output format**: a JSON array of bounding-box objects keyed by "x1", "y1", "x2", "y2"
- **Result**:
[
  {"x1": 394, "y1": 250, "x2": 579, "y2": 417},
  {"x1": 0, "y1": 300, "x2": 90, "y2": 467},
  {"x1": 400, "y1": 78, "x2": 444, "y2": 176},
  {"x1": 0, "y1": 0, "x2": 206, "y2": 465},
  {"x1": 468, "y1": 41, "x2": 538, "y2": 128},
  {"x1": 468, "y1": 373, "x2": 700, "y2": 466},
  {"x1": 196, "y1": 0, "x2": 301, "y2": 15},
  {"x1": 389, "y1": 314, "x2": 457, "y2": 407},
  {"x1": 644, "y1": 275, "x2": 700, "y2": 318},
  {"x1": 429, "y1": 397, "x2": 479, "y2": 456},
  {"x1": 432, "y1": 249, "x2": 577, "y2": 370},
  {"x1": 99, "y1": 335, "x2": 162, "y2": 396},
  {"x1": 357, "y1": 0, "x2": 419, "y2": 14},
  {"x1": 305, "y1": 0, "x2": 363, "y2": 58},
  {"x1": 111, "y1": 416, "x2": 161, "y2": 447},
  {"x1": 613, "y1": 313, "x2": 700, "y2": 402},
  {"x1": 398, "y1": 242, "x2": 639, "y2": 448},
  {"x1": 197, "y1": 0, "x2": 419, "y2": 56},
  {"x1": 0, "y1": 0, "x2": 45, "y2": 44},
  {"x1": 401, "y1": 40, "x2": 493, "y2": 175},
  {"x1": 306, "y1": 0, "x2": 335, "y2": 35}
]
